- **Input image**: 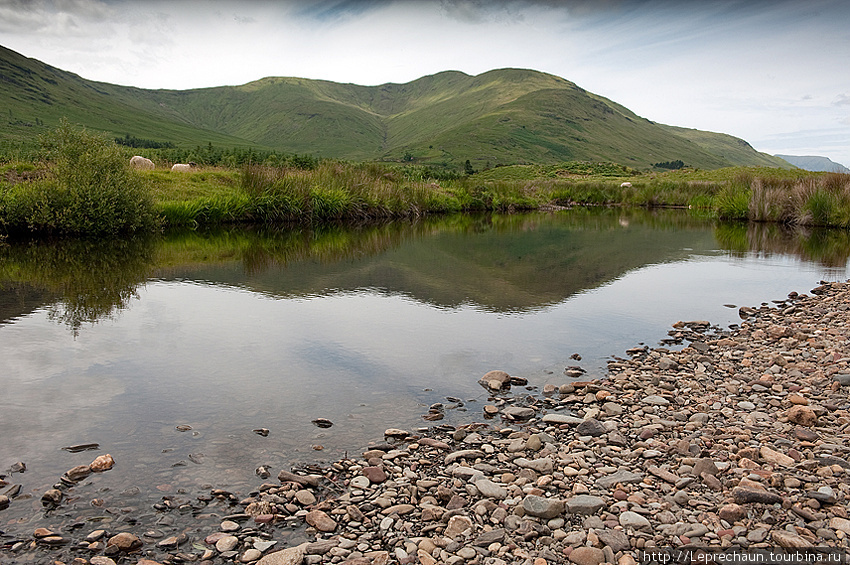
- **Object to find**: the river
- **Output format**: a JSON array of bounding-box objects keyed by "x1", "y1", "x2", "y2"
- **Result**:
[{"x1": 0, "y1": 208, "x2": 848, "y2": 536}]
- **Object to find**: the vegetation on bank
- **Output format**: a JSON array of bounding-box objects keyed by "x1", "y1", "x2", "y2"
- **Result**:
[{"x1": 1, "y1": 123, "x2": 849, "y2": 237}]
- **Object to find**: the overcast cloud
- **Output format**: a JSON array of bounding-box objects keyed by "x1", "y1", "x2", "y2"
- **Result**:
[{"x1": 1, "y1": 0, "x2": 848, "y2": 167}]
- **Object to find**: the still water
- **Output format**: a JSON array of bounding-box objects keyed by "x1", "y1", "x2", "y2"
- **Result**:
[{"x1": 1, "y1": 209, "x2": 849, "y2": 523}]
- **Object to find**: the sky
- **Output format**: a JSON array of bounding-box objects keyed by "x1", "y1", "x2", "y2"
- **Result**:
[{"x1": 1, "y1": 0, "x2": 849, "y2": 167}]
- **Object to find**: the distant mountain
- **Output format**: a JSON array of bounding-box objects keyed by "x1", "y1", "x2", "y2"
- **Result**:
[
  {"x1": 774, "y1": 154, "x2": 850, "y2": 173},
  {"x1": 0, "y1": 44, "x2": 791, "y2": 170}
]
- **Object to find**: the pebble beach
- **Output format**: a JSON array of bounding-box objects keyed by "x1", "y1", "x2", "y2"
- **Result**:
[{"x1": 2, "y1": 280, "x2": 850, "y2": 565}]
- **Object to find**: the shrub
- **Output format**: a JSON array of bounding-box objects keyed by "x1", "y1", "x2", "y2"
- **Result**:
[{"x1": 0, "y1": 119, "x2": 158, "y2": 236}]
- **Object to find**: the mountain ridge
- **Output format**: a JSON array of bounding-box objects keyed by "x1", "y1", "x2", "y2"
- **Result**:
[
  {"x1": 774, "y1": 154, "x2": 849, "y2": 173},
  {"x1": 0, "y1": 44, "x2": 790, "y2": 170}
]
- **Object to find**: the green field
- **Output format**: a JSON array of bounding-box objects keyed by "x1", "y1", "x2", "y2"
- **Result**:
[{"x1": 1, "y1": 125, "x2": 846, "y2": 237}]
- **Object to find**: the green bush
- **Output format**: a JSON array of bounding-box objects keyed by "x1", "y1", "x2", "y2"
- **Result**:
[{"x1": 0, "y1": 119, "x2": 158, "y2": 236}]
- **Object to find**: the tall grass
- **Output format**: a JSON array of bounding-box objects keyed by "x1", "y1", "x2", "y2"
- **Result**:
[{"x1": 0, "y1": 119, "x2": 158, "y2": 236}]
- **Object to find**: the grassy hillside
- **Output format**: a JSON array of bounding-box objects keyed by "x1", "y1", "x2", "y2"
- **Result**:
[
  {"x1": 1, "y1": 44, "x2": 792, "y2": 170},
  {"x1": 660, "y1": 125, "x2": 792, "y2": 169},
  {"x1": 0, "y1": 45, "x2": 259, "y2": 156}
]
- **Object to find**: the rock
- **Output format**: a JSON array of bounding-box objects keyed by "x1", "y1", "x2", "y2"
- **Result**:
[
  {"x1": 362, "y1": 466, "x2": 387, "y2": 484},
  {"x1": 525, "y1": 434, "x2": 543, "y2": 451},
  {"x1": 473, "y1": 528, "x2": 506, "y2": 546},
  {"x1": 771, "y1": 530, "x2": 813, "y2": 548},
  {"x1": 65, "y1": 464, "x2": 92, "y2": 481},
  {"x1": 541, "y1": 413, "x2": 583, "y2": 425},
  {"x1": 619, "y1": 511, "x2": 651, "y2": 531},
  {"x1": 596, "y1": 529, "x2": 630, "y2": 553},
  {"x1": 503, "y1": 406, "x2": 535, "y2": 420},
  {"x1": 383, "y1": 428, "x2": 410, "y2": 438},
  {"x1": 306, "y1": 509, "x2": 337, "y2": 532},
  {"x1": 658, "y1": 357, "x2": 678, "y2": 371},
  {"x1": 597, "y1": 469, "x2": 643, "y2": 488},
  {"x1": 41, "y1": 489, "x2": 62, "y2": 506},
  {"x1": 522, "y1": 494, "x2": 564, "y2": 519},
  {"x1": 787, "y1": 405, "x2": 818, "y2": 427},
  {"x1": 444, "y1": 449, "x2": 485, "y2": 464},
  {"x1": 216, "y1": 535, "x2": 239, "y2": 552},
  {"x1": 479, "y1": 370, "x2": 512, "y2": 390},
  {"x1": 643, "y1": 394, "x2": 670, "y2": 405},
  {"x1": 570, "y1": 546, "x2": 606, "y2": 565},
  {"x1": 278, "y1": 469, "x2": 320, "y2": 487},
  {"x1": 732, "y1": 487, "x2": 783, "y2": 505},
  {"x1": 829, "y1": 517, "x2": 850, "y2": 534},
  {"x1": 107, "y1": 532, "x2": 142, "y2": 552},
  {"x1": 445, "y1": 515, "x2": 473, "y2": 539},
  {"x1": 90, "y1": 557, "x2": 118, "y2": 565},
  {"x1": 294, "y1": 489, "x2": 316, "y2": 505},
  {"x1": 241, "y1": 548, "x2": 264, "y2": 562},
  {"x1": 90, "y1": 453, "x2": 115, "y2": 472},
  {"x1": 0, "y1": 495, "x2": 8, "y2": 510},
  {"x1": 576, "y1": 418, "x2": 607, "y2": 437},
  {"x1": 515, "y1": 457, "x2": 554, "y2": 474},
  {"x1": 565, "y1": 495, "x2": 606, "y2": 514},
  {"x1": 257, "y1": 543, "x2": 311, "y2": 565},
  {"x1": 474, "y1": 478, "x2": 508, "y2": 499},
  {"x1": 718, "y1": 503, "x2": 747, "y2": 522},
  {"x1": 692, "y1": 458, "x2": 719, "y2": 476},
  {"x1": 760, "y1": 446, "x2": 795, "y2": 467}
]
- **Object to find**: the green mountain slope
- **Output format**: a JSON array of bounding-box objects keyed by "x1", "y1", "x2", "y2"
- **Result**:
[
  {"x1": 660, "y1": 125, "x2": 791, "y2": 168},
  {"x1": 0, "y1": 45, "x2": 261, "y2": 150},
  {"x1": 1, "y1": 44, "x2": 788, "y2": 169}
]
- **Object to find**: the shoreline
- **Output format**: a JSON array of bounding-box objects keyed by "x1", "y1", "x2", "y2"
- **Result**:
[{"x1": 2, "y1": 280, "x2": 849, "y2": 565}]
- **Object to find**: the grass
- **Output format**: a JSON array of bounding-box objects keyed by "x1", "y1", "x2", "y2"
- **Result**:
[{"x1": 2, "y1": 122, "x2": 850, "y2": 236}]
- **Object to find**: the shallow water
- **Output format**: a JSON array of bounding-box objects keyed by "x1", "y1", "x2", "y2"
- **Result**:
[{"x1": 1, "y1": 209, "x2": 848, "y2": 531}]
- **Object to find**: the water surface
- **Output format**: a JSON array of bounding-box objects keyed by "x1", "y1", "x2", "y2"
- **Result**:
[{"x1": 1, "y1": 209, "x2": 848, "y2": 527}]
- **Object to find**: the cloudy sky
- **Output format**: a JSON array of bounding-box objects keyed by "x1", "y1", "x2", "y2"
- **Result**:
[{"x1": 1, "y1": 0, "x2": 849, "y2": 167}]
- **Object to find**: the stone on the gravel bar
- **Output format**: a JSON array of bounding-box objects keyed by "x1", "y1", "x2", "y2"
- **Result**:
[
  {"x1": 760, "y1": 446, "x2": 795, "y2": 467},
  {"x1": 597, "y1": 469, "x2": 643, "y2": 488},
  {"x1": 306, "y1": 509, "x2": 337, "y2": 532},
  {"x1": 541, "y1": 413, "x2": 583, "y2": 425},
  {"x1": 566, "y1": 495, "x2": 606, "y2": 514},
  {"x1": 732, "y1": 486, "x2": 783, "y2": 505},
  {"x1": 479, "y1": 370, "x2": 512, "y2": 390},
  {"x1": 277, "y1": 469, "x2": 320, "y2": 487},
  {"x1": 576, "y1": 418, "x2": 607, "y2": 437},
  {"x1": 215, "y1": 535, "x2": 239, "y2": 552},
  {"x1": 107, "y1": 532, "x2": 142, "y2": 552},
  {"x1": 257, "y1": 542, "x2": 310, "y2": 565},
  {"x1": 503, "y1": 406, "x2": 535, "y2": 420},
  {"x1": 570, "y1": 546, "x2": 606, "y2": 565},
  {"x1": 619, "y1": 511, "x2": 651, "y2": 531},
  {"x1": 786, "y1": 405, "x2": 818, "y2": 427},
  {"x1": 522, "y1": 494, "x2": 564, "y2": 519},
  {"x1": 474, "y1": 477, "x2": 508, "y2": 499}
]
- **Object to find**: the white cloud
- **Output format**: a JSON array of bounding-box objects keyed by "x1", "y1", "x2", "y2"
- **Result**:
[{"x1": 1, "y1": 0, "x2": 848, "y2": 164}]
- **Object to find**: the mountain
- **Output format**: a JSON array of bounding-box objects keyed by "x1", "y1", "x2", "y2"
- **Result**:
[
  {"x1": 1, "y1": 44, "x2": 789, "y2": 170},
  {"x1": 774, "y1": 154, "x2": 850, "y2": 173}
]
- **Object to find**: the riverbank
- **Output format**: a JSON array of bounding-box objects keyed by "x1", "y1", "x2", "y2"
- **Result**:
[
  {"x1": 2, "y1": 280, "x2": 849, "y2": 565},
  {"x1": 4, "y1": 131, "x2": 850, "y2": 235}
]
